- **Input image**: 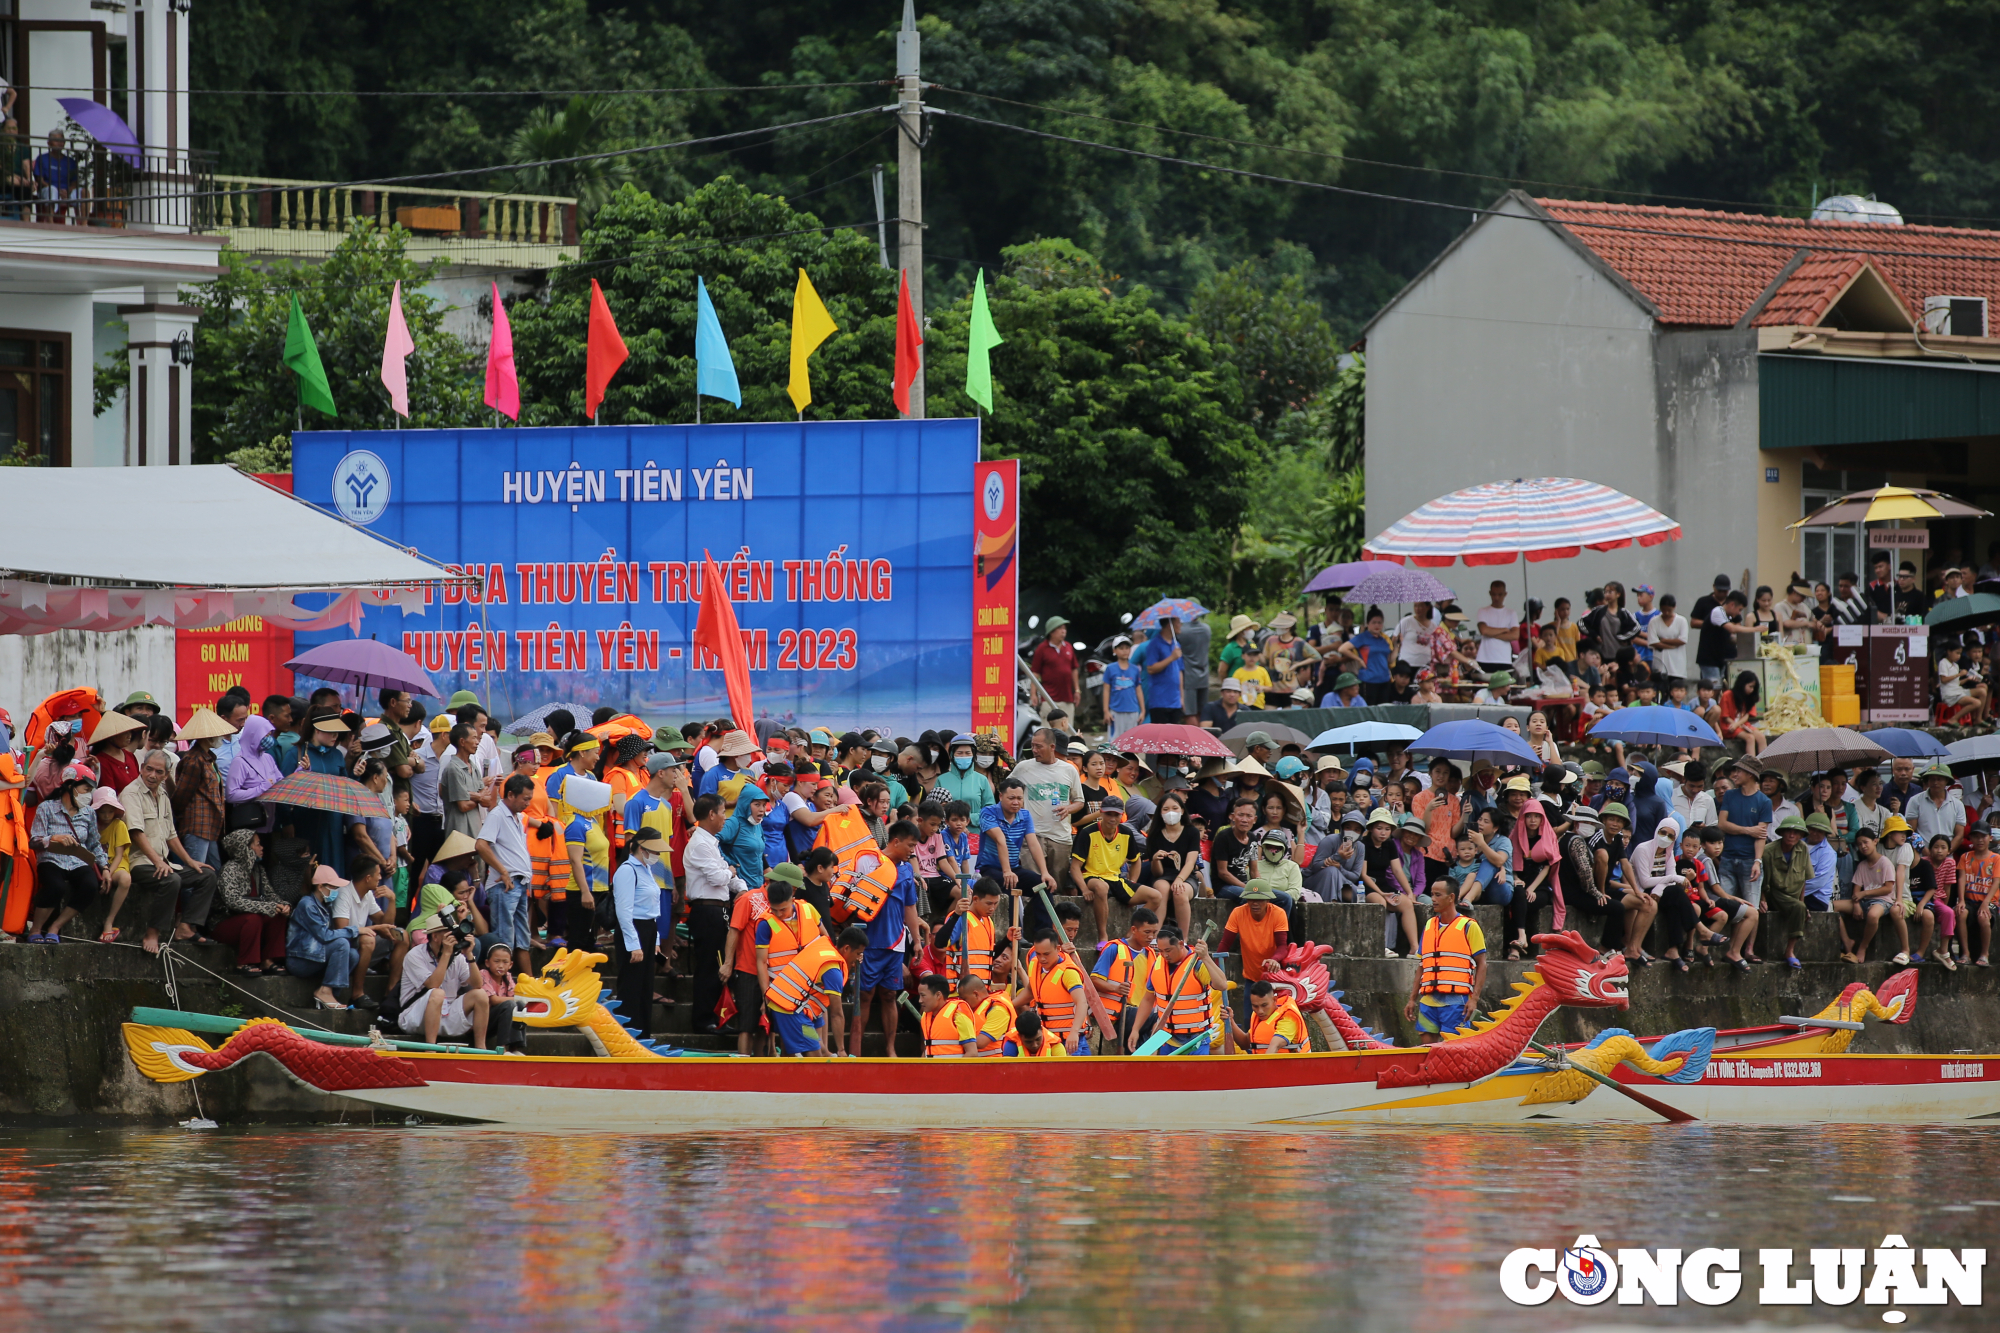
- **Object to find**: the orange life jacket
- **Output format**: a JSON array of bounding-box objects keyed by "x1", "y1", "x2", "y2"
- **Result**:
[
  {"x1": 1247, "y1": 997, "x2": 1308, "y2": 1054},
  {"x1": 1027, "y1": 953, "x2": 1083, "y2": 1034},
  {"x1": 1002, "y1": 1027, "x2": 1068, "y2": 1058},
  {"x1": 1419, "y1": 914, "x2": 1479, "y2": 996},
  {"x1": 528, "y1": 820, "x2": 572, "y2": 900},
  {"x1": 1159, "y1": 954, "x2": 1215, "y2": 1036},
  {"x1": 0, "y1": 754, "x2": 34, "y2": 934},
  {"x1": 829, "y1": 847, "x2": 899, "y2": 923},
  {"x1": 756, "y1": 902, "x2": 824, "y2": 970},
  {"x1": 765, "y1": 937, "x2": 845, "y2": 1018},
  {"x1": 944, "y1": 911, "x2": 997, "y2": 986},
  {"x1": 922, "y1": 998, "x2": 975, "y2": 1057},
  {"x1": 527, "y1": 766, "x2": 558, "y2": 822},
  {"x1": 972, "y1": 993, "x2": 1016, "y2": 1057},
  {"x1": 23, "y1": 689, "x2": 101, "y2": 757},
  {"x1": 1096, "y1": 938, "x2": 1154, "y2": 1012}
]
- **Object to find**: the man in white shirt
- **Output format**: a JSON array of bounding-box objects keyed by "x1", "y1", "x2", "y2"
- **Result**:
[
  {"x1": 1475, "y1": 580, "x2": 1520, "y2": 670},
  {"x1": 1667, "y1": 760, "x2": 1717, "y2": 832},
  {"x1": 682, "y1": 792, "x2": 742, "y2": 1034},
  {"x1": 1648, "y1": 593, "x2": 1690, "y2": 686},
  {"x1": 476, "y1": 774, "x2": 535, "y2": 956},
  {"x1": 1905, "y1": 765, "x2": 1967, "y2": 851},
  {"x1": 1010, "y1": 727, "x2": 1086, "y2": 871},
  {"x1": 398, "y1": 928, "x2": 493, "y2": 1045}
]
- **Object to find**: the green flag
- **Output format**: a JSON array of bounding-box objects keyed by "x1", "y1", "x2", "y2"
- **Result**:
[
  {"x1": 965, "y1": 268, "x2": 1004, "y2": 412},
  {"x1": 283, "y1": 293, "x2": 337, "y2": 418}
]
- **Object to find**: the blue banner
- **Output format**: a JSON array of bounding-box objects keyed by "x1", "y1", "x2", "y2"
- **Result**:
[{"x1": 292, "y1": 419, "x2": 980, "y2": 736}]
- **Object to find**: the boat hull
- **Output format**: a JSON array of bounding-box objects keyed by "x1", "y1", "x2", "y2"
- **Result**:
[{"x1": 331, "y1": 1049, "x2": 2000, "y2": 1130}]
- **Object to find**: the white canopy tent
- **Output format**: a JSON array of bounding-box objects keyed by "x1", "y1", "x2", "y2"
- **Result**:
[{"x1": 0, "y1": 465, "x2": 465, "y2": 636}]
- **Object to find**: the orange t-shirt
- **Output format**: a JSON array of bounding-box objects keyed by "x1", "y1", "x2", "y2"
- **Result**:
[
  {"x1": 1224, "y1": 903, "x2": 1289, "y2": 985},
  {"x1": 1957, "y1": 850, "x2": 2000, "y2": 903},
  {"x1": 729, "y1": 887, "x2": 772, "y2": 970},
  {"x1": 1411, "y1": 788, "x2": 1462, "y2": 863}
]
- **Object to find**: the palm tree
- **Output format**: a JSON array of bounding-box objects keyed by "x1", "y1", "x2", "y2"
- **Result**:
[{"x1": 507, "y1": 95, "x2": 631, "y2": 218}]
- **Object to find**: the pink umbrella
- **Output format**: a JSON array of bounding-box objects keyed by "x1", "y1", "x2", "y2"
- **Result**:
[
  {"x1": 1363, "y1": 478, "x2": 1681, "y2": 567},
  {"x1": 1110, "y1": 723, "x2": 1234, "y2": 759}
]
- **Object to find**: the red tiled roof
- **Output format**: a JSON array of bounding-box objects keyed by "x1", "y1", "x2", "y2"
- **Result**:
[
  {"x1": 1533, "y1": 198, "x2": 2000, "y2": 327},
  {"x1": 1751, "y1": 254, "x2": 1917, "y2": 328}
]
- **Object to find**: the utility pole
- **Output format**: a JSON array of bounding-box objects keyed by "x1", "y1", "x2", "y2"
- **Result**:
[{"x1": 896, "y1": 0, "x2": 924, "y2": 418}]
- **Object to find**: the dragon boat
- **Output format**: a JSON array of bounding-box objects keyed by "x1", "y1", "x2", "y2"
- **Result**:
[{"x1": 119, "y1": 930, "x2": 1998, "y2": 1128}]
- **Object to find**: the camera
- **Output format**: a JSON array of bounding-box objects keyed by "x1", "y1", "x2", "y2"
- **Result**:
[{"x1": 433, "y1": 900, "x2": 477, "y2": 952}]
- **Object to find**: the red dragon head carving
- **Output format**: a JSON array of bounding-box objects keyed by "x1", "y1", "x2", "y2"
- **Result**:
[
  {"x1": 1526, "y1": 932, "x2": 1630, "y2": 1009},
  {"x1": 1260, "y1": 942, "x2": 1334, "y2": 1013}
]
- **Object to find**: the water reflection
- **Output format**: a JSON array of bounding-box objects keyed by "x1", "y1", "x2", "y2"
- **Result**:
[{"x1": 0, "y1": 1126, "x2": 1994, "y2": 1331}]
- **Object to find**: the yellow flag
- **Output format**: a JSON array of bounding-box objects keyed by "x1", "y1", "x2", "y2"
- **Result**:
[{"x1": 788, "y1": 269, "x2": 839, "y2": 412}]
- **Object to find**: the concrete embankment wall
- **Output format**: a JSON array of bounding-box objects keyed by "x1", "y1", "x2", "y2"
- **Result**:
[{"x1": 2, "y1": 898, "x2": 1994, "y2": 1123}]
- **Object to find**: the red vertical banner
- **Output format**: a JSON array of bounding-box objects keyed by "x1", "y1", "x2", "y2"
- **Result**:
[
  {"x1": 971, "y1": 460, "x2": 1020, "y2": 747},
  {"x1": 175, "y1": 473, "x2": 295, "y2": 721}
]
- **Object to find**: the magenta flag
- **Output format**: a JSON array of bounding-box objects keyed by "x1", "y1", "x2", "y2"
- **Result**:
[
  {"x1": 380, "y1": 280, "x2": 414, "y2": 418},
  {"x1": 484, "y1": 281, "x2": 520, "y2": 420}
]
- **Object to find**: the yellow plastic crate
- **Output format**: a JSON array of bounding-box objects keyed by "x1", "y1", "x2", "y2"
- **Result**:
[
  {"x1": 1819, "y1": 664, "x2": 1856, "y2": 698},
  {"x1": 1825, "y1": 694, "x2": 1860, "y2": 727}
]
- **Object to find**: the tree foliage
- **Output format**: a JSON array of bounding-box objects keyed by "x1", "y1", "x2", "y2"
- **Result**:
[
  {"x1": 508, "y1": 178, "x2": 900, "y2": 425},
  {"x1": 925, "y1": 238, "x2": 1265, "y2": 622},
  {"x1": 188, "y1": 224, "x2": 483, "y2": 461}
]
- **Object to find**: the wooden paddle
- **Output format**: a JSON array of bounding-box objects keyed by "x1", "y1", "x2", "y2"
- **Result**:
[
  {"x1": 1527, "y1": 1039, "x2": 1697, "y2": 1123},
  {"x1": 1133, "y1": 923, "x2": 1219, "y2": 1055},
  {"x1": 1030, "y1": 883, "x2": 1120, "y2": 1049}
]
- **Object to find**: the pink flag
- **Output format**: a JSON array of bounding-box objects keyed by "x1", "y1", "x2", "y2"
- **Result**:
[
  {"x1": 484, "y1": 281, "x2": 520, "y2": 420},
  {"x1": 380, "y1": 280, "x2": 414, "y2": 418}
]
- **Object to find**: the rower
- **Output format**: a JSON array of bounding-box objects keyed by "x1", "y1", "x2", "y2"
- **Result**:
[
  {"x1": 1230, "y1": 980, "x2": 1308, "y2": 1054},
  {"x1": 1014, "y1": 928, "x2": 1090, "y2": 1055},
  {"x1": 1091, "y1": 905, "x2": 1161, "y2": 1051},
  {"x1": 1000, "y1": 1007, "x2": 1069, "y2": 1058},
  {"x1": 1404, "y1": 877, "x2": 1487, "y2": 1045},
  {"x1": 960, "y1": 974, "x2": 1014, "y2": 1057},
  {"x1": 1126, "y1": 926, "x2": 1226, "y2": 1053},
  {"x1": 753, "y1": 869, "x2": 825, "y2": 993},
  {"x1": 917, "y1": 974, "x2": 976, "y2": 1057},
  {"x1": 943, "y1": 878, "x2": 1019, "y2": 989},
  {"x1": 764, "y1": 925, "x2": 867, "y2": 1058}
]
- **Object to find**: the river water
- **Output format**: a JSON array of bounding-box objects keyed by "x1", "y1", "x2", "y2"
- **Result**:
[{"x1": 0, "y1": 1125, "x2": 1994, "y2": 1331}]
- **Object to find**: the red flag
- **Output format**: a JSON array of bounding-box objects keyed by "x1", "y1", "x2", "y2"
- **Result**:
[
  {"x1": 893, "y1": 268, "x2": 923, "y2": 415},
  {"x1": 585, "y1": 279, "x2": 628, "y2": 421},
  {"x1": 691, "y1": 551, "x2": 755, "y2": 733}
]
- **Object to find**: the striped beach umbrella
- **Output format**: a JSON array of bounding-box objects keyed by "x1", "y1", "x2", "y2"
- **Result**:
[{"x1": 1362, "y1": 478, "x2": 1681, "y2": 567}]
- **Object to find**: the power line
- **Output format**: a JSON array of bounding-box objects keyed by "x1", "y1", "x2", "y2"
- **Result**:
[
  {"x1": 933, "y1": 84, "x2": 2000, "y2": 230},
  {"x1": 25, "y1": 82, "x2": 885, "y2": 98},
  {"x1": 940, "y1": 108, "x2": 2000, "y2": 267}
]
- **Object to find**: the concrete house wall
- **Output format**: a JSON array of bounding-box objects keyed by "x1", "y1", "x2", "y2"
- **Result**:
[{"x1": 1362, "y1": 195, "x2": 1762, "y2": 604}]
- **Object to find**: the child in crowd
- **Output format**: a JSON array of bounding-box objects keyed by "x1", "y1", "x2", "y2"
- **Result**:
[
  {"x1": 1583, "y1": 686, "x2": 1613, "y2": 726},
  {"x1": 477, "y1": 941, "x2": 526, "y2": 1053},
  {"x1": 1231, "y1": 644, "x2": 1272, "y2": 709},
  {"x1": 912, "y1": 799, "x2": 959, "y2": 918},
  {"x1": 93, "y1": 787, "x2": 133, "y2": 944},
  {"x1": 1692, "y1": 681, "x2": 1723, "y2": 728},
  {"x1": 1445, "y1": 836, "x2": 1479, "y2": 897},
  {"x1": 1928, "y1": 835, "x2": 1961, "y2": 962},
  {"x1": 941, "y1": 801, "x2": 975, "y2": 905},
  {"x1": 391, "y1": 786, "x2": 415, "y2": 915}
]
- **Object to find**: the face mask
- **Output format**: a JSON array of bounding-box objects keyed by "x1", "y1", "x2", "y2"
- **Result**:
[
  {"x1": 1262, "y1": 847, "x2": 1286, "y2": 863},
  {"x1": 1162, "y1": 809, "x2": 1182, "y2": 826},
  {"x1": 975, "y1": 755, "x2": 995, "y2": 770},
  {"x1": 1354, "y1": 775, "x2": 1371, "y2": 789},
  {"x1": 870, "y1": 756, "x2": 889, "y2": 772},
  {"x1": 954, "y1": 754, "x2": 973, "y2": 772}
]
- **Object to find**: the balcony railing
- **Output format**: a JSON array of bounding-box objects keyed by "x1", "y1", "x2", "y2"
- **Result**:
[
  {"x1": 211, "y1": 176, "x2": 578, "y2": 249},
  {"x1": 0, "y1": 143, "x2": 216, "y2": 232}
]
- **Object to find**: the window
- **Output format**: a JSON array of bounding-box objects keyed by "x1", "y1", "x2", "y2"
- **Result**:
[
  {"x1": 1798, "y1": 467, "x2": 1881, "y2": 592},
  {"x1": 0, "y1": 330, "x2": 67, "y2": 466}
]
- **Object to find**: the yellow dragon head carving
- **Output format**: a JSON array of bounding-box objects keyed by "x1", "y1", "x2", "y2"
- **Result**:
[{"x1": 514, "y1": 949, "x2": 609, "y2": 1028}]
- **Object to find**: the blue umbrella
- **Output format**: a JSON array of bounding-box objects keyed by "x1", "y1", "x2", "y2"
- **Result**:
[
  {"x1": 1131, "y1": 597, "x2": 1211, "y2": 631},
  {"x1": 1404, "y1": 719, "x2": 1545, "y2": 768},
  {"x1": 1585, "y1": 705, "x2": 1721, "y2": 748},
  {"x1": 1308, "y1": 721, "x2": 1424, "y2": 750},
  {"x1": 1866, "y1": 727, "x2": 1950, "y2": 759}
]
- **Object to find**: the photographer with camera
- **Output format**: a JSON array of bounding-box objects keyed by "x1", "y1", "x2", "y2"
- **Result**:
[{"x1": 397, "y1": 896, "x2": 493, "y2": 1046}]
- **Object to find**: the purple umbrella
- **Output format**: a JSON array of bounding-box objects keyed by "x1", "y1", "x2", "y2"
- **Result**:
[
  {"x1": 57, "y1": 98, "x2": 142, "y2": 168},
  {"x1": 1302, "y1": 559, "x2": 1399, "y2": 593},
  {"x1": 1346, "y1": 566, "x2": 1456, "y2": 604},
  {"x1": 286, "y1": 638, "x2": 442, "y2": 698}
]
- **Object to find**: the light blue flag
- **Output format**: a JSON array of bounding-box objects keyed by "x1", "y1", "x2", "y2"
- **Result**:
[{"x1": 694, "y1": 276, "x2": 742, "y2": 407}]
